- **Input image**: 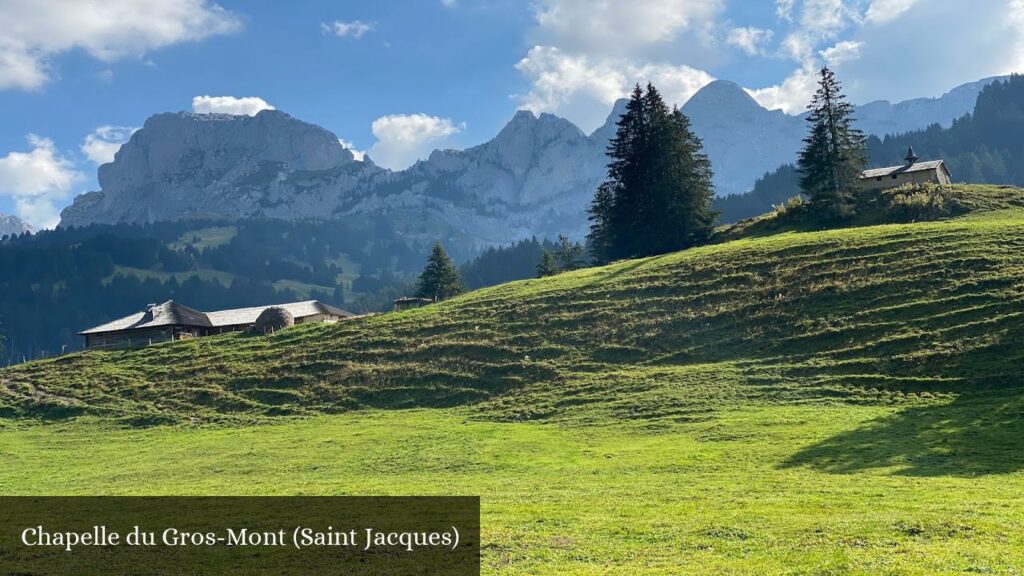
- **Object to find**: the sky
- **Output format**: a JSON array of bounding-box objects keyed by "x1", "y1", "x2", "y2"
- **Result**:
[{"x1": 1, "y1": 0, "x2": 1022, "y2": 230}]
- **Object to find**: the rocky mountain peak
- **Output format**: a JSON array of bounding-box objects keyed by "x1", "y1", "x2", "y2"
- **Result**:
[
  {"x1": 0, "y1": 214, "x2": 31, "y2": 238},
  {"x1": 684, "y1": 80, "x2": 767, "y2": 119},
  {"x1": 104, "y1": 110, "x2": 352, "y2": 187}
]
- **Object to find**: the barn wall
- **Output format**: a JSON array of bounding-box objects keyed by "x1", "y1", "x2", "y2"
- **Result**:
[{"x1": 84, "y1": 325, "x2": 205, "y2": 350}]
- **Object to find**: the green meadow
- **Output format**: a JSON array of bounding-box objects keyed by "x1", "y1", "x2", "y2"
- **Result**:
[{"x1": 3, "y1": 185, "x2": 1024, "y2": 574}]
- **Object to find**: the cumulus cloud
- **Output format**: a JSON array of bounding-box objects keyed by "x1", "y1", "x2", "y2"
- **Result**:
[
  {"x1": 0, "y1": 0, "x2": 240, "y2": 90},
  {"x1": 515, "y1": 46, "x2": 714, "y2": 132},
  {"x1": 338, "y1": 139, "x2": 366, "y2": 162},
  {"x1": 864, "y1": 0, "x2": 922, "y2": 24},
  {"x1": 750, "y1": 0, "x2": 1024, "y2": 113},
  {"x1": 320, "y1": 20, "x2": 374, "y2": 39},
  {"x1": 368, "y1": 114, "x2": 464, "y2": 170},
  {"x1": 515, "y1": 0, "x2": 721, "y2": 130},
  {"x1": 833, "y1": 0, "x2": 1024, "y2": 103},
  {"x1": 531, "y1": 0, "x2": 722, "y2": 54},
  {"x1": 747, "y1": 65, "x2": 819, "y2": 113},
  {"x1": 727, "y1": 27, "x2": 775, "y2": 56},
  {"x1": 821, "y1": 40, "x2": 863, "y2": 66},
  {"x1": 747, "y1": 0, "x2": 865, "y2": 112},
  {"x1": 192, "y1": 95, "x2": 275, "y2": 116},
  {"x1": 81, "y1": 126, "x2": 138, "y2": 165},
  {"x1": 0, "y1": 135, "x2": 84, "y2": 229}
]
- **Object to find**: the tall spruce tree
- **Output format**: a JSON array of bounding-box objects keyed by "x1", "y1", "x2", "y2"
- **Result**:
[
  {"x1": 797, "y1": 67, "x2": 867, "y2": 220},
  {"x1": 415, "y1": 241, "x2": 464, "y2": 301},
  {"x1": 588, "y1": 83, "x2": 716, "y2": 263}
]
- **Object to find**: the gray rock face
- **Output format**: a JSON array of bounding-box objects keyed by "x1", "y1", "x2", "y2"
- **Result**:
[
  {"x1": 0, "y1": 214, "x2": 30, "y2": 238},
  {"x1": 60, "y1": 77, "x2": 1002, "y2": 246},
  {"x1": 61, "y1": 107, "x2": 614, "y2": 246},
  {"x1": 62, "y1": 110, "x2": 359, "y2": 225},
  {"x1": 682, "y1": 80, "x2": 806, "y2": 198}
]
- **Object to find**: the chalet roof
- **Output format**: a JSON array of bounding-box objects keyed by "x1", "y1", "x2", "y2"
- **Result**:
[
  {"x1": 205, "y1": 300, "x2": 351, "y2": 327},
  {"x1": 79, "y1": 300, "x2": 211, "y2": 335},
  {"x1": 860, "y1": 160, "x2": 947, "y2": 180},
  {"x1": 79, "y1": 300, "x2": 352, "y2": 335},
  {"x1": 394, "y1": 296, "x2": 434, "y2": 304}
]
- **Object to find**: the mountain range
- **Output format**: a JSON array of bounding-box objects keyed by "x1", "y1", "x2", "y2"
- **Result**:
[{"x1": 59, "y1": 77, "x2": 1004, "y2": 246}]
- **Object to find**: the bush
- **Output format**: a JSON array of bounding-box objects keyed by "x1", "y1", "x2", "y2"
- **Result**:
[{"x1": 875, "y1": 184, "x2": 970, "y2": 223}]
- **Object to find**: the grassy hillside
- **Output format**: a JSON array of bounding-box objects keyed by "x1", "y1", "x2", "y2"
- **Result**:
[
  {"x1": 3, "y1": 185, "x2": 1024, "y2": 574},
  {"x1": 3, "y1": 185, "x2": 1023, "y2": 424}
]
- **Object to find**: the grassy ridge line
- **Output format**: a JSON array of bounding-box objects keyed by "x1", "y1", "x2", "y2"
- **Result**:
[{"x1": 2, "y1": 191, "x2": 1023, "y2": 424}]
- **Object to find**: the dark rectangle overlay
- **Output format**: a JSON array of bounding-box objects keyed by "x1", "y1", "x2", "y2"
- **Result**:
[{"x1": 0, "y1": 496, "x2": 480, "y2": 575}]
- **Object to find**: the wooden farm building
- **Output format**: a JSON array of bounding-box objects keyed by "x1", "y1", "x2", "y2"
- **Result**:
[
  {"x1": 393, "y1": 296, "x2": 434, "y2": 311},
  {"x1": 858, "y1": 147, "x2": 952, "y2": 192},
  {"x1": 79, "y1": 300, "x2": 352, "y2": 350}
]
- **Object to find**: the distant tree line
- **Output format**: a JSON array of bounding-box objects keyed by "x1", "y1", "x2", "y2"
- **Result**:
[
  {"x1": 0, "y1": 217, "x2": 433, "y2": 364},
  {"x1": 868, "y1": 74, "x2": 1024, "y2": 185}
]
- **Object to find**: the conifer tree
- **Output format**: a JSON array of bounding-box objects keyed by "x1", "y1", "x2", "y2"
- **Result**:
[
  {"x1": 798, "y1": 67, "x2": 867, "y2": 220},
  {"x1": 536, "y1": 250, "x2": 558, "y2": 278},
  {"x1": 554, "y1": 235, "x2": 585, "y2": 272},
  {"x1": 588, "y1": 83, "x2": 716, "y2": 263},
  {"x1": 415, "y1": 241, "x2": 463, "y2": 301}
]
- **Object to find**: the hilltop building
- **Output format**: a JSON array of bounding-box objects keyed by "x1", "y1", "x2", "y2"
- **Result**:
[
  {"x1": 79, "y1": 300, "x2": 352, "y2": 350},
  {"x1": 393, "y1": 296, "x2": 434, "y2": 312},
  {"x1": 858, "y1": 147, "x2": 952, "y2": 192}
]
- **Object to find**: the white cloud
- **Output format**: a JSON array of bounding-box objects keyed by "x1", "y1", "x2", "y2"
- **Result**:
[
  {"x1": 747, "y1": 0, "x2": 861, "y2": 113},
  {"x1": 727, "y1": 27, "x2": 775, "y2": 56},
  {"x1": 368, "y1": 114, "x2": 464, "y2": 170},
  {"x1": 515, "y1": 46, "x2": 715, "y2": 132},
  {"x1": 750, "y1": 0, "x2": 1024, "y2": 113},
  {"x1": 81, "y1": 126, "x2": 138, "y2": 165},
  {"x1": 821, "y1": 40, "x2": 863, "y2": 66},
  {"x1": 338, "y1": 139, "x2": 366, "y2": 162},
  {"x1": 516, "y1": 0, "x2": 722, "y2": 130},
  {"x1": 0, "y1": 0, "x2": 240, "y2": 90},
  {"x1": 776, "y1": 0, "x2": 796, "y2": 21},
  {"x1": 530, "y1": 0, "x2": 722, "y2": 55},
  {"x1": 1012, "y1": 0, "x2": 1024, "y2": 71},
  {"x1": 441, "y1": 0, "x2": 457, "y2": 7},
  {"x1": 836, "y1": 0, "x2": 1024, "y2": 103},
  {"x1": 320, "y1": 20, "x2": 375, "y2": 39},
  {"x1": 192, "y1": 95, "x2": 275, "y2": 116},
  {"x1": 747, "y1": 65, "x2": 819, "y2": 113},
  {"x1": 0, "y1": 135, "x2": 84, "y2": 229},
  {"x1": 865, "y1": 0, "x2": 921, "y2": 24}
]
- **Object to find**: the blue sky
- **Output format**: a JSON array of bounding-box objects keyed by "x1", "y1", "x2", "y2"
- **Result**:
[{"x1": 1, "y1": 0, "x2": 1022, "y2": 229}]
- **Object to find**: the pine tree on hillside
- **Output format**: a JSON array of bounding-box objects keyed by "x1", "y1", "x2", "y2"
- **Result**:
[
  {"x1": 554, "y1": 235, "x2": 585, "y2": 272},
  {"x1": 798, "y1": 67, "x2": 867, "y2": 220},
  {"x1": 536, "y1": 250, "x2": 558, "y2": 278},
  {"x1": 588, "y1": 83, "x2": 717, "y2": 263},
  {"x1": 587, "y1": 182, "x2": 616, "y2": 263},
  {"x1": 647, "y1": 106, "x2": 716, "y2": 252},
  {"x1": 415, "y1": 241, "x2": 464, "y2": 301},
  {"x1": 590, "y1": 84, "x2": 647, "y2": 263}
]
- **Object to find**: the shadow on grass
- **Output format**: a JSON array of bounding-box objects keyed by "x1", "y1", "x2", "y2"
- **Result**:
[{"x1": 782, "y1": 388, "x2": 1024, "y2": 476}]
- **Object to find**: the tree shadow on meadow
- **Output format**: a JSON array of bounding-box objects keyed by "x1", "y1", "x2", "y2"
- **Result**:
[{"x1": 782, "y1": 388, "x2": 1024, "y2": 477}]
